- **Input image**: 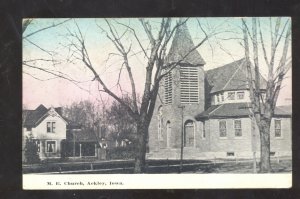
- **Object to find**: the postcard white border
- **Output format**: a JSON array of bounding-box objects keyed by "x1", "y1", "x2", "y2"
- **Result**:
[{"x1": 23, "y1": 173, "x2": 292, "y2": 189}]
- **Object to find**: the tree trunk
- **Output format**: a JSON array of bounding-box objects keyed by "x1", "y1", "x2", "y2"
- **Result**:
[
  {"x1": 134, "y1": 121, "x2": 148, "y2": 173},
  {"x1": 258, "y1": 118, "x2": 271, "y2": 173}
]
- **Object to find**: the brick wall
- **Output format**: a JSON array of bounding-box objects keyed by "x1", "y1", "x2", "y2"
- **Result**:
[
  {"x1": 208, "y1": 118, "x2": 254, "y2": 155},
  {"x1": 270, "y1": 117, "x2": 292, "y2": 156},
  {"x1": 148, "y1": 64, "x2": 205, "y2": 154},
  {"x1": 147, "y1": 63, "x2": 292, "y2": 159}
]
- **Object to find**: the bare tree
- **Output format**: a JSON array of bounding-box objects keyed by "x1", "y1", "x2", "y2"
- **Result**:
[
  {"x1": 23, "y1": 18, "x2": 219, "y2": 173},
  {"x1": 106, "y1": 96, "x2": 137, "y2": 146},
  {"x1": 67, "y1": 18, "x2": 220, "y2": 173},
  {"x1": 242, "y1": 17, "x2": 291, "y2": 172},
  {"x1": 64, "y1": 100, "x2": 102, "y2": 131}
]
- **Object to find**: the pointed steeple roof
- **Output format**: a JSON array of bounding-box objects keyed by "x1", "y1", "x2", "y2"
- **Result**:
[{"x1": 167, "y1": 20, "x2": 206, "y2": 66}]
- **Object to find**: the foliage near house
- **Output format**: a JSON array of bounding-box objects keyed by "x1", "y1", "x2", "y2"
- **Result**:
[
  {"x1": 24, "y1": 133, "x2": 40, "y2": 164},
  {"x1": 107, "y1": 145, "x2": 136, "y2": 160},
  {"x1": 106, "y1": 96, "x2": 137, "y2": 146}
]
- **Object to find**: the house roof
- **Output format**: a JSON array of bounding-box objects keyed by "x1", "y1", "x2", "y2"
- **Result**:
[
  {"x1": 68, "y1": 129, "x2": 99, "y2": 142},
  {"x1": 23, "y1": 104, "x2": 66, "y2": 127},
  {"x1": 166, "y1": 21, "x2": 206, "y2": 66},
  {"x1": 206, "y1": 58, "x2": 267, "y2": 94},
  {"x1": 23, "y1": 104, "x2": 49, "y2": 127},
  {"x1": 195, "y1": 103, "x2": 292, "y2": 120}
]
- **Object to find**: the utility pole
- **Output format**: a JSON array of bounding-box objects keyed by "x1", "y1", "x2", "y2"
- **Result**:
[
  {"x1": 73, "y1": 132, "x2": 76, "y2": 158},
  {"x1": 178, "y1": 105, "x2": 185, "y2": 173}
]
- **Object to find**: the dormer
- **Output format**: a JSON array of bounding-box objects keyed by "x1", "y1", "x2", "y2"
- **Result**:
[{"x1": 205, "y1": 58, "x2": 267, "y2": 106}]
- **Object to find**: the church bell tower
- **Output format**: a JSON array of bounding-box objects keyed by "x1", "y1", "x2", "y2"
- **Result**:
[{"x1": 148, "y1": 20, "x2": 206, "y2": 153}]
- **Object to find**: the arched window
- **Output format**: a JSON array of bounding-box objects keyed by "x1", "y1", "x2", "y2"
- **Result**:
[
  {"x1": 184, "y1": 120, "x2": 195, "y2": 147},
  {"x1": 157, "y1": 106, "x2": 163, "y2": 141},
  {"x1": 166, "y1": 121, "x2": 171, "y2": 148}
]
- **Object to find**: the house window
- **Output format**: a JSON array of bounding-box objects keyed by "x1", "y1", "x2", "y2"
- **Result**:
[
  {"x1": 46, "y1": 141, "x2": 56, "y2": 153},
  {"x1": 228, "y1": 92, "x2": 235, "y2": 100},
  {"x1": 275, "y1": 120, "x2": 281, "y2": 137},
  {"x1": 237, "y1": 91, "x2": 245, "y2": 100},
  {"x1": 34, "y1": 139, "x2": 40, "y2": 152},
  {"x1": 164, "y1": 71, "x2": 172, "y2": 104},
  {"x1": 220, "y1": 93, "x2": 224, "y2": 101},
  {"x1": 26, "y1": 127, "x2": 32, "y2": 131},
  {"x1": 47, "y1": 122, "x2": 56, "y2": 133},
  {"x1": 234, "y1": 120, "x2": 242, "y2": 137},
  {"x1": 219, "y1": 120, "x2": 227, "y2": 137},
  {"x1": 180, "y1": 65, "x2": 199, "y2": 104}
]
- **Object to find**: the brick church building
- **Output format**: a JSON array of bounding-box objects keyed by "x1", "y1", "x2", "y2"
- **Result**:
[{"x1": 147, "y1": 22, "x2": 291, "y2": 159}]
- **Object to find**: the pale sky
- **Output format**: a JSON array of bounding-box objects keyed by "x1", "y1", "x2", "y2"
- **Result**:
[{"x1": 22, "y1": 17, "x2": 292, "y2": 109}]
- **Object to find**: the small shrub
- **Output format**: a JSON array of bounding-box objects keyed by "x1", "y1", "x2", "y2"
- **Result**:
[
  {"x1": 107, "y1": 146, "x2": 135, "y2": 160},
  {"x1": 24, "y1": 133, "x2": 40, "y2": 164}
]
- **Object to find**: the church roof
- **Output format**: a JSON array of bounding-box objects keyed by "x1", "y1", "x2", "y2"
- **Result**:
[
  {"x1": 166, "y1": 21, "x2": 206, "y2": 66},
  {"x1": 206, "y1": 58, "x2": 267, "y2": 94},
  {"x1": 195, "y1": 103, "x2": 291, "y2": 120}
]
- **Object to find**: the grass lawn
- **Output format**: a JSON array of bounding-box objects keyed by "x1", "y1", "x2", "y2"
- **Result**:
[
  {"x1": 188, "y1": 159, "x2": 292, "y2": 173},
  {"x1": 23, "y1": 158, "x2": 292, "y2": 174}
]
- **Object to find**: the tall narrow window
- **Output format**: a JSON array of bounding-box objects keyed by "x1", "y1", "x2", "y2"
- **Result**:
[
  {"x1": 47, "y1": 122, "x2": 51, "y2": 132},
  {"x1": 180, "y1": 65, "x2": 199, "y2": 103},
  {"x1": 220, "y1": 93, "x2": 224, "y2": 101},
  {"x1": 184, "y1": 120, "x2": 195, "y2": 147},
  {"x1": 158, "y1": 106, "x2": 163, "y2": 141},
  {"x1": 164, "y1": 71, "x2": 172, "y2": 104},
  {"x1": 203, "y1": 122, "x2": 206, "y2": 138},
  {"x1": 275, "y1": 120, "x2": 281, "y2": 137},
  {"x1": 52, "y1": 122, "x2": 56, "y2": 133},
  {"x1": 34, "y1": 140, "x2": 40, "y2": 152},
  {"x1": 166, "y1": 121, "x2": 171, "y2": 148},
  {"x1": 234, "y1": 120, "x2": 242, "y2": 137},
  {"x1": 219, "y1": 120, "x2": 227, "y2": 137}
]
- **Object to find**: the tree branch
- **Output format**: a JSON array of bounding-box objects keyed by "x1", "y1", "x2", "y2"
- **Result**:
[{"x1": 23, "y1": 19, "x2": 71, "y2": 38}]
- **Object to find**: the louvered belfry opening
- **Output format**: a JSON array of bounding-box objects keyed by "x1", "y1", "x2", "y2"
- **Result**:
[
  {"x1": 164, "y1": 71, "x2": 172, "y2": 104},
  {"x1": 180, "y1": 64, "x2": 199, "y2": 103},
  {"x1": 165, "y1": 20, "x2": 205, "y2": 105}
]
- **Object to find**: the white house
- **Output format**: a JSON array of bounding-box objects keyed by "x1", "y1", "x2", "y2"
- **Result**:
[
  {"x1": 23, "y1": 105, "x2": 67, "y2": 160},
  {"x1": 23, "y1": 104, "x2": 101, "y2": 162}
]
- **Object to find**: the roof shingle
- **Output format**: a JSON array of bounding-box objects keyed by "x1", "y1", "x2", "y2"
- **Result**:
[
  {"x1": 23, "y1": 104, "x2": 48, "y2": 127},
  {"x1": 23, "y1": 104, "x2": 66, "y2": 127},
  {"x1": 167, "y1": 21, "x2": 205, "y2": 66},
  {"x1": 195, "y1": 103, "x2": 291, "y2": 120},
  {"x1": 206, "y1": 58, "x2": 267, "y2": 93}
]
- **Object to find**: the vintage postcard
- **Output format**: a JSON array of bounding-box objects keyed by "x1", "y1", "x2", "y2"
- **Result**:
[{"x1": 22, "y1": 17, "x2": 292, "y2": 189}]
